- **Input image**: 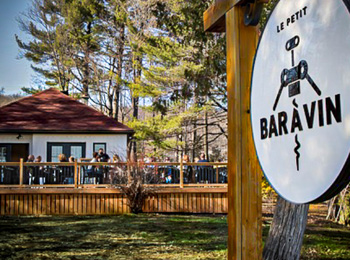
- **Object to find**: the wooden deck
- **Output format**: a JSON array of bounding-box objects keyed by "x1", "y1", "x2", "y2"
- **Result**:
[
  {"x1": 0, "y1": 187, "x2": 227, "y2": 215},
  {"x1": 0, "y1": 161, "x2": 228, "y2": 215}
]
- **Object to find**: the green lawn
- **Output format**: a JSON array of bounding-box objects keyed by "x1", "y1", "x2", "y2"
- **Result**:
[
  {"x1": 302, "y1": 220, "x2": 350, "y2": 259},
  {"x1": 0, "y1": 213, "x2": 349, "y2": 259}
]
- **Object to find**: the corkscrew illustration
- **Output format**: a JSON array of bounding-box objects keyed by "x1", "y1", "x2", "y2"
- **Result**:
[
  {"x1": 273, "y1": 36, "x2": 322, "y2": 111},
  {"x1": 294, "y1": 134, "x2": 301, "y2": 171},
  {"x1": 273, "y1": 36, "x2": 322, "y2": 171}
]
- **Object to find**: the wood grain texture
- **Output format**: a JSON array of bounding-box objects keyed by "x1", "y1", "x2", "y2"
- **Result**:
[
  {"x1": 0, "y1": 189, "x2": 228, "y2": 215},
  {"x1": 203, "y1": 0, "x2": 233, "y2": 32},
  {"x1": 96, "y1": 194, "x2": 101, "y2": 214},
  {"x1": 122, "y1": 195, "x2": 127, "y2": 213},
  {"x1": 14, "y1": 195, "x2": 19, "y2": 215},
  {"x1": 54, "y1": 195, "x2": 58, "y2": 214},
  {"x1": 46, "y1": 195, "x2": 51, "y2": 215},
  {"x1": 84, "y1": 194, "x2": 88, "y2": 215},
  {"x1": 51, "y1": 195, "x2": 55, "y2": 214},
  {"x1": 33, "y1": 195, "x2": 38, "y2": 215},
  {"x1": 24, "y1": 195, "x2": 28, "y2": 215},
  {"x1": 113, "y1": 194, "x2": 118, "y2": 214},
  {"x1": 42, "y1": 194, "x2": 47, "y2": 214},
  {"x1": 226, "y1": 6, "x2": 262, "y2": 260},
  {"x1": 117, "y1": 194, "x2": 122, "y2": 214},
  {"x1": 0, "y1": 195, "x2": 4, "y2": 215}
]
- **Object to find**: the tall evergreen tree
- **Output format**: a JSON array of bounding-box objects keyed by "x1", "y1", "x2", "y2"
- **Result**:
[
  {"x1": 16, "y1": 0, "x2": 71, "y2": 91},
  {"x1": 125, "y1": 0, "x2": 227, "y2": 160},
  {"x1": 61, "y1": 0, "x2": 105, "y2": 100}
]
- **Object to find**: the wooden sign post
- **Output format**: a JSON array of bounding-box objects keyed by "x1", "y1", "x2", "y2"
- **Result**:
[{"x1": 204, "y1": 1, "x2": 265, "y2": 259}]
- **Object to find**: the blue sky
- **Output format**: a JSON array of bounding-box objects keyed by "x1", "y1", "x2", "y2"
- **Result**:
[{"x1": 0, "y1": 0, "x2": 32, "y2": 95}]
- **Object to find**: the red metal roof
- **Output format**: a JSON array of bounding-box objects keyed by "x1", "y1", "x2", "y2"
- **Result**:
[{"x1": 0, "y1": 88, "x2": 133, "y2": 134}]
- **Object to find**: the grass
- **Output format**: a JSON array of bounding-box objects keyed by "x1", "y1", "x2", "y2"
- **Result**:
[
  {"x1": 0, "y1": 214, "x2": 227, "y2": 260},
  {"x1": 301, "y1": 216, "x2": 350, "y2": 260},
  {"x1": 0, "y1": 212, "x2": 349, "y2": 259}
]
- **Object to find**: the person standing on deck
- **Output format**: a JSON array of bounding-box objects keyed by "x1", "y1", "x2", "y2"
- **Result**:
[
  {"x1": 97, "y1": 148, "x2": 110, "y2": 183},
  {"x1": 26, "y1": 155, "x2": 35, "y2": 185},
  {"x1": 197, "y1": 153, "x2": 210, "y2": 183},
  {"x1": 198, "y1": 153, "x2": 209, "y2": 163},
  {"x1": 98, "y1": 148, "x2": 110, "y2": 162},
  {"x1": 34, "y1": 156, "x2": 44, "y2": 185},
  {"x1": 183, "y1": 154, "x2": 193, "y2": 183}
]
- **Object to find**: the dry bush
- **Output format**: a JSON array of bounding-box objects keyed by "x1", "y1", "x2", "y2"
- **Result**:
[{"x1": 111, "y1": 164, "x2": 161, "y2": 214}]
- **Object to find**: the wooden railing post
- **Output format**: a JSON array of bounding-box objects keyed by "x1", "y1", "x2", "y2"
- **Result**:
[
  {"x1": 216, "y1": 166, "x2": 219, "y2": 184},
  {"x1": 74, "y1": 161, "x2": 78, "y2": 188},
  {"x1": 19, "y1": 158, "x2": 24, "y2": 186},
  {"x1": 180, "y1": 158, "x2": 184, "y2": 188}
]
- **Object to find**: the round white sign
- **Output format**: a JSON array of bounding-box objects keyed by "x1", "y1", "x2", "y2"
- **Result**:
[{"x1": 251, "y1": 0, "x2": 350, "y2": 204}]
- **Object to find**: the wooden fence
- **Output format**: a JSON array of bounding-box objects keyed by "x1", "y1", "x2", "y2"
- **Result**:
[{"x1": 0, "y1": 161, "x2": 228, "y2": 215}]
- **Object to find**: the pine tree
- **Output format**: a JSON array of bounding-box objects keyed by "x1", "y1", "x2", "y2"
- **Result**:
[
  {"x1": 125, "y1": 0, "x2": 227, "y2": 160},
  {"x1": 16, "y1": 0, "x2": 71, "y2": 91},
  {"x1": 61, "y1": 0, "x2": 105, "y2": 101}
]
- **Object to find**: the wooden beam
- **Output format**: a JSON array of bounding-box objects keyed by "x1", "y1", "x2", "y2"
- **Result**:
[
  {"x1": 234, "y1": 0, "x2": 270, "y2": 5},
  {"x1": 204, "y1": 0, "x2": 235, "y2": 32},
  {"x1": 180, "y1": 157, "x2": 184, "y2": 188},
  {"x1": 19, "y1": 159, "x2": 23, "y2": 186},
  {"x1": 204, "y1": 0, "x2": 270, "y2": 32},
  {"x1": 226, "y1": 6, "x2": 262, "y2": 260},
  {"x1": 74, "y1": 160, "x2": 78, "y2": 188}
]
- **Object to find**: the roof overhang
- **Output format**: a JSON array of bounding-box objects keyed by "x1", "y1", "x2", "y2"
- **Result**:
[{"x1": 0, "y1": 130, "x2": 134, "y2": 135}]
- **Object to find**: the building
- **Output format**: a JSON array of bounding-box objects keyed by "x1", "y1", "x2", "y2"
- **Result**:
[{"x1": 0, "y1": 88, "x2": 133, "y2": 162}]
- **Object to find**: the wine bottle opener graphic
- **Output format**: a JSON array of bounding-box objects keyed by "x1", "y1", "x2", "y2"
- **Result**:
[
  {"x1": 272, "y1": 36, "x2": 322, "y2": 171},
  {"x1": 273, "y1": 36, "x2": 322, "y2": 111}
]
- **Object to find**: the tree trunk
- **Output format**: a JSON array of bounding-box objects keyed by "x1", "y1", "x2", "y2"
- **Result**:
[
  {"x1": 192, "y1": 91, "x2": 198, "y2": 162},
  {"x1": 192, "y1": 119, "x2": 197, "y2": 162},
  {"x1": 130, "y1": 55, "x2": 141, "y2": 162},
  {"x1": 113, "y1": 89, "x2": 120, "y2": 120},
  {"x1": 204, "y1": 110, "x2": 209, "y2": 160},
  {"x1": 130, "y1": 95, "x2": 139, "y2": 162},
  {"x1": 327, "y1": 184, "x2": 350, "y2": 225},
  {"x1": 263, "y1": 196, "x2": 309, "y2": 260},
  {"x1": 81, "y1": 21, "x2": 92, "y2": 105},
  {"x1": 113, "y1": 25, "x2": 125, "y2": 121}
]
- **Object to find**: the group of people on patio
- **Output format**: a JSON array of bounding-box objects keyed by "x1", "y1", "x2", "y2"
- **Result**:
[
  {"x1": 18, "y1": 150, "x2": 225, "y2": 185},
  {"x1": 25, "y1": 153, "x2": 77, "y2": 185},
  {"x1": 144, "y1": 153, "x2": 209, "y2": 164},
  {"x1": 26, "y1": 148, "x2": 112, "y2": 164},
  {"x1": 144, "y1": 153, "x2": 214, "y2": 184},
  {"x1": 27, "y1": 154, "x2": 75, "y2": 163},
  {"x1": 24, "y1": 148, "x2": 116, "y2": 185},
  {"x1": 84, "y1": 149, "x2": 124, "y2": 184}
]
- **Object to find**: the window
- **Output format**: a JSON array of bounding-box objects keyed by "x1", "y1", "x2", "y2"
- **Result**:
[
  {"x1": 93, "y1": 143, "x2": 106, "y2": 153},
  {"x1": 51, "y1": 146, "x2": 63, "y2": 162},
  {"x1": 47, "y1": 143, "x2": 86, "y2": 162},
  {"x1": 70, "y1": 146, "x2": 83, "y2": 159},
  {"x1": 0, "y1": 146, "x2": 8, "y2": 162}
]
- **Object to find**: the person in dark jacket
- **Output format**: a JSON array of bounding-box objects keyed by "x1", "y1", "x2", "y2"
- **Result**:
[
  {"x1": 97, "y1": 149, "x2": 110, "y2": 183},
  {"x1": 98, "y1": 148, "x2": 110, "y2": 162}
]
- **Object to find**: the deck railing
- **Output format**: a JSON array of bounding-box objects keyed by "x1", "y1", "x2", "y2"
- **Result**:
[{"x1": 0, "y1": 160, "x2": 227, "y2": 188}]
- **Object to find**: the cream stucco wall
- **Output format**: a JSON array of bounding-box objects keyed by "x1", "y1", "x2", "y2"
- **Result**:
[{"x1": 0, "y1": 133, "x2": 128, "y2": 161}]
